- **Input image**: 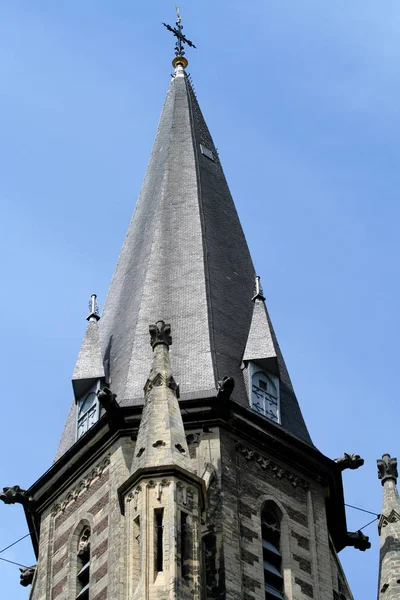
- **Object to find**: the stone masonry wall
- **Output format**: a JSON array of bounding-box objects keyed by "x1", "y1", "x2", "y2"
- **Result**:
[
  {"x1": 30, "y1": 437, "x2": 135, "y2": 600},
  {"x1": 28, "y1": 426, "x2": 349, "y2": 600},
  {"x1": 219, "y1": 429, "x2": 346, "y2": 600}
]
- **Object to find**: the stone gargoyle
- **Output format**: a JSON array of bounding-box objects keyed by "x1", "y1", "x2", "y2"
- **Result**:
[
  {"x1": 334, "y1": 453, "x2": 364, "y2": 471},
  {"x1": 0, "y1": 485, "x2": 34, "y2": 508},
  {"x1": 345, "y1": 530, "x2": 371, "y2": 551},
  {"x1": 217, "y1": 377, "x2": 235, "y2": 401},
  {"x1": 20, "y1": 565, "x2": 36, "y2": 587}
]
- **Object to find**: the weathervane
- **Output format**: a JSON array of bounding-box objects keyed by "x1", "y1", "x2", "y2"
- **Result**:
[{"x1": 163, "y1": 5, "x2": 196, "y2": 68}]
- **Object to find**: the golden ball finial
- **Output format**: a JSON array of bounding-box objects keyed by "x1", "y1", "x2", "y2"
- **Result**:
[{"x1": 172, "y1": 56, "x2": 188, "y2": 69}]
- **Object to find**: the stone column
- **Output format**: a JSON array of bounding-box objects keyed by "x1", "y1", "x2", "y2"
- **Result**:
[{"x1": 377, "y1": 454, "x2": 400, "y2": 599}]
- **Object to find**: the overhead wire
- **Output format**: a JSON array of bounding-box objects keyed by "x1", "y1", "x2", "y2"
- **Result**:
[
  {"x1": 0, "y1": 531, "x2": 33, "y2": 570},
  {"x1": 0, "y1": 532, "x2": 31, "y2": 556},
  {"x1": 359, "y1": 516, "x2": 379, "y2": 531},
  {"x1": 0, "y1": 556, "x2": 30, "y2": 569},
  {"x1": 345, "y1": 503, "x2": 380, "y2": 517}
]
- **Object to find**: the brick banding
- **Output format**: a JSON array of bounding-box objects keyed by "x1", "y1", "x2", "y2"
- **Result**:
[{"x1": 51, "y1": 575, "x2": 67, "y2": 599}]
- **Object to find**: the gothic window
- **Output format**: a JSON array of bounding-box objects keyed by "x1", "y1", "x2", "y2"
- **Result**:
[
  {"x1": 262, "y1": 505, "x2": 284, "y2": 600},
  {"x1": 251, "y1": 370, "x2": 280, "y2": 423},
  {"x1": 132, "y1": 516, "x2": 141, "y2": 591},
  {"x1": 180, "y1": 511, "x2": 190, "y2": 581},
  {"x1": 76, "y1": 527, "x2": 91, "y2": 600},
  {"x1": 77, "y1": 386, "x2": 99, "y2": 439},
  {"x1": 155, "y1": 508, "x2": 164, "y2": 573}
]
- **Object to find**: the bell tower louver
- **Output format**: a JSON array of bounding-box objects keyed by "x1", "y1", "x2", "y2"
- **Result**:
[{"x1": 1, "y1": 14, "x2": 364, "y2": 600}]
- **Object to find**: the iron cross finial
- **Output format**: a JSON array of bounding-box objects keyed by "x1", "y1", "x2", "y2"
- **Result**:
[{"x1": 163, "y1": 7, "x2": 197, "y2": 63}]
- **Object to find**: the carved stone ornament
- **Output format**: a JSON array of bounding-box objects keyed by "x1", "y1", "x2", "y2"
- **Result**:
[
  {"x1": 78, "y1": 527, "x2": 91, "y2": 557},
  {"x1": 149, "y1": 320, "x2": 172, "y2": 349},
  {"x1": 0, "y1": 485, "x2": 34, "y2": 509},
  {"x1": 217, "y1": 376, "x2": 235, "y2": 401},
  {"x1": 334, "y1": 453, "x2": 364, "y2": 471},
  {"x1": 97, "y1": 386, "x2": 117, "y2": 411},
  {"x1": 377, "y1": 454, "x2": 398, "y2": 484},
  {"x1": 236, "y1": 442, "x2": 309, "y2": 490},
  {"x1": 52, "y1": 456, "x2": 110, "y2": 515},
  {"x1": 19, "y1": 565, "x2": 36, "y2": 587},
  {"x1": 144, "y1": 372, "x2": 180, "y2": 398},
  {"x1": 97, "y1": 387, "x2": 123, "y2": 426},
  {"x1": 345, "y1": 530, "x2": 371, "y2": 551},
  {"x1": 186, "y1": 433, "x2": 201, "y2": 446},
  {"x1": 378, "y1": 509, "x2": 400, "y2": 534},
  {"x1": 126, "y1": 485, "x2": 142, "y2": 510}
]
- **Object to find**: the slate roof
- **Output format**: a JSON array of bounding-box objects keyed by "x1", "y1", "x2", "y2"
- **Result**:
[
  {"x1": 55, "y1": 64, "x2": 311, "y2": 460},
  {"x1": 72, "y1": 319, "x2": 105, "y2": 398}
]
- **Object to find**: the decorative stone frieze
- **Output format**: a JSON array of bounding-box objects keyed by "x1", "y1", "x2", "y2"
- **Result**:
[
  {"x1": 235, "y1": 442, "x2": 310, "y2": 490},
  {"x1": 52, "y1": 456, "x2": 110, "y2": 515}
]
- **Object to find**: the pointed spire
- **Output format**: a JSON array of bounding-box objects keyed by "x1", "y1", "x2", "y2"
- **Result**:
[
  {"x1": 72, "y1": 294, "x2": 105, "y2": 399},
  {"x1": 377, "y1": 453, "x2": 400, "y2": 598},
  {"x1": 56, "y1": 39, "x2": 312, "y2": 459},
  {"x1": 131, "y1": 321, "x2": 191, "y2": 473}
]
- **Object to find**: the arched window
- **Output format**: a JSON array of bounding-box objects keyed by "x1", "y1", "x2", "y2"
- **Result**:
[
  {"x1": 251, "y1": 371, "x2": 279, "y2": 423},
  {"x1": 262, "y1": 504, "x2": 284, "y2": 600},
  {"x1": 76, "y1": 527, "x2": 91, "y2": 600}
]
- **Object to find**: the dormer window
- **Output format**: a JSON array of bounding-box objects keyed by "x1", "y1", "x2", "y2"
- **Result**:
[
  {"x1": 77, "y1": 383, "x2": 100, "y2": 439},
  {"x1": 250, "y1": 367, "x2": 280, "y2": 423}
]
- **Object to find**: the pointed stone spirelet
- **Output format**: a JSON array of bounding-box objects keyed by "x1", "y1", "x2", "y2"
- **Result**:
[
  {"x1": 377, "y1": 454, "x2": 400, "y2": 599},
  {"x1": 131, "y1": 321, "x2": 191, "y2": 474},
  {"x1": 72, "y1": 294, "x2": 105, "y2": 399}
]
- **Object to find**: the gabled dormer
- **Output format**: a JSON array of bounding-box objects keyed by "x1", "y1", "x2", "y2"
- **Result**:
[
  {"x1": 72, "y1": 294, "x2": 105, "y2": 440},
  {"x1": 242, "y1": 276, "x2": 309, "y2": 437}
]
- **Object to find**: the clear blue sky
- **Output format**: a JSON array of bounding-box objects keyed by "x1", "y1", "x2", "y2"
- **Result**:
[{"x1": 1, "y1": 1, "x2": 399, "y2": 597}]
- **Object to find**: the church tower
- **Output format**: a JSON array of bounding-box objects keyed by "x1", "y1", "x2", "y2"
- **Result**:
[{"x1": 1, "y1": 14, "x2": 367, "y2": 600}]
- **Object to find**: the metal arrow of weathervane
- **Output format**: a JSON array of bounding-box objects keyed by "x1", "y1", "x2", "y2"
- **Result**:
[{"x1": 163, "y1": 5, "x2": 197, "y2": 60}]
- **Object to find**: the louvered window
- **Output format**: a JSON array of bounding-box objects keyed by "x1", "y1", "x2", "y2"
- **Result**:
[
  {"x1": 262, "y1": 508, "x2": 284, "y2": 600},
  {"x1": 251, "y1": 370, "x2": 280, "y2": 423},
  {"x1": 77, "y1": 390, "x2": 99, "y2": 439},
  {"x1": 76, "y1": 527, "x2": 91, "y2": 600}
]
